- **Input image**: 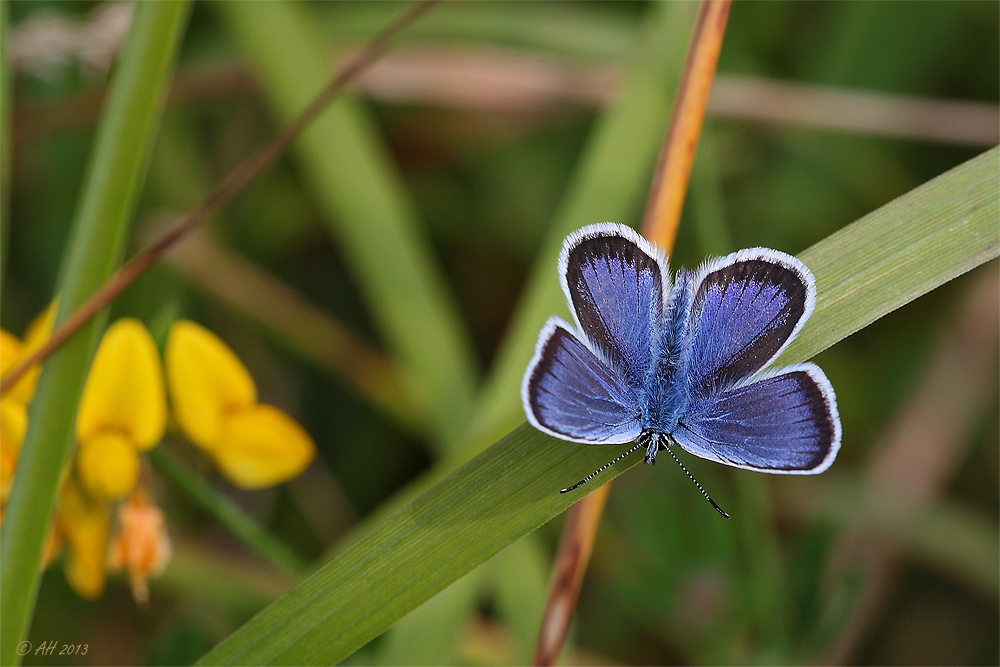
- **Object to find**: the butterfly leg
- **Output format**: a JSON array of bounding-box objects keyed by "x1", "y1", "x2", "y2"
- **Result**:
[{"x1": 642, "y1": 431, "x2": 661, "y2": 465}]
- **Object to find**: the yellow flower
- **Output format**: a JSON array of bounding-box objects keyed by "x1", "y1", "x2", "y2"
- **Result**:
[
  {"x1": 1, "y1": 303, "x2": 56, "y2": 504},
  {"x1": 75, "y1": 319, "x2": 166, "y2": 501},
  {"x1": 58, "y1": 479, "x2": 110, "y2": 599},
  {"x1": 3, "y1": 301, "x2": 57, "y2": 405},
  {"x1": 77, "y1": 319, "x2": 166, "y2": 450},
  {"x1": 166, "y1": 320, "x2": 315, "y2": 489},
  {"x1": 108, "y1": 489, "x2": 172, "y2": 605}
]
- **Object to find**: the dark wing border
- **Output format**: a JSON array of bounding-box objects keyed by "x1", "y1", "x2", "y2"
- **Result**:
[
  {"x1": 687, "y1": 247, "x2": 816, "y2": 396},
  {"x1": 558, "y1": 222, "x2": 670, "y2": 386}
]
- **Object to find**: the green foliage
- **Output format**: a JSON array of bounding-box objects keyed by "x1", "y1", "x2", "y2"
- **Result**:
[
  {"x1": 3, "y1": 2, "x2": 997, "y2": 665},
  {"x1": 217, "y1": 0, "x2": 479, "y2": 452}
]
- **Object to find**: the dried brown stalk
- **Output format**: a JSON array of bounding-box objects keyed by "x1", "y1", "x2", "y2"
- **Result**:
[
  {"x1": 531, "y1": 483, "x2": 611, "y2": 667},
  {"x1": 642, "y1": 0, "x2": 731, "y2": 247},
  {"x1": 532, "y1": 2, "x2": 732, "y2": 664}
]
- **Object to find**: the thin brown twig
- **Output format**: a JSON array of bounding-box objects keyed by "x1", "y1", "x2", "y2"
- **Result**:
[
  {"x1": 531, "y1": 2, "x2": 732, "y2": 665},
  {"x1": 0, "y1": 0, "x2": 440, "y2": 396}
]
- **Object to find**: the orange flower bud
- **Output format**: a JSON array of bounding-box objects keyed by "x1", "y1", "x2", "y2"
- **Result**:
[{"x1": 108, "y1": 490, "x2": 172, "y2": 605}]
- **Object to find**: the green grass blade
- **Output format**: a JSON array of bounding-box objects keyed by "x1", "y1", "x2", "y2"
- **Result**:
[
  {"x1": 0, "y1": 4, "x2": 191, "y2": 663},
  {"x1": 216, "y1": 1, "x2": 478, "y2": 452},
  {"x1": 315, "y1": 1, "x2": 638, "y2": 64},
  {"x1": 466, "y1": 0, "x2": 699, "y2": 452},
  {"x1": 782, "y1": 146, "x2": 1000, "y2": 364},
  {"x1": 197, "y1": 147, "x2": 997, "y2": 666},
  {"x1": 376, "y1": 567, "x2": 486, "y2": 665},
  {"x1": 149, "y1": 448, "x2": 307, "y2": 577}
]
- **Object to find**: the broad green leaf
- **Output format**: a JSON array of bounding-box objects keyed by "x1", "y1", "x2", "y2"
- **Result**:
[
  {"x1": 197, "y1": 149, "x2": 999, "y2": 666},
  {"x1": 0, "y1": 3, "x2": 191, "y2": 663},
  {"x1": 376, "y1": 567, "x2": 486, "y2": 666},
  {"x1": 781, "y1": 147, "x2": 999, "y2": 364},
  {"x1": 216, "y1": 1, "x2": 478, "y2": 452}
]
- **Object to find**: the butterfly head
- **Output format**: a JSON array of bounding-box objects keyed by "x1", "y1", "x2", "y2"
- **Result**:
[{"x1": 640, "y1": 431, "x2": 666, "y2": 465}]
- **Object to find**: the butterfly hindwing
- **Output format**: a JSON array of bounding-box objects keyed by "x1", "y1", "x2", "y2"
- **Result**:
[
  {"x1": 522, "y1": 318, "x2": 642, "y2": 444},
  {"x1": 685, "y1": 248, "x2": 815, "y2": 400},
  {"x1": 673, "y1": 363, "x2": 840, "y2": 473},
  {"x1": 560, "y1": 223, "x2": 669, "y2": 387}
]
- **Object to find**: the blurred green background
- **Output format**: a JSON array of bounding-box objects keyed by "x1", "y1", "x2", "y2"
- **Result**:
[{"x1": 3, "y1": 1, "x2": 997, "y2": 665}]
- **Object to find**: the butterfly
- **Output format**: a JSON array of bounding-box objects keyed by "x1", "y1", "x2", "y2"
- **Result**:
[{"x1": 521, "y1": 223, "x2": 841, "y2": 517}]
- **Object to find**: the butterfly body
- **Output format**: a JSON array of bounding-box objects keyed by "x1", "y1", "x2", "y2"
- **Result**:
[
  {"x1": 639, "y1": 268, "x2": 693, "y2": 444},
  {"x1": 523, "y1": 223, "x2": 841, "y2": 493}
]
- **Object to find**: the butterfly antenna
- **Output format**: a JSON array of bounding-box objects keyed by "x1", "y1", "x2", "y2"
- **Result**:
[
  {"x1": 663, "y1": 444, "x2": 730, "y2": 519},
  {"x1": 561, "y1": 442, "x2": 643, "y2": 493}
]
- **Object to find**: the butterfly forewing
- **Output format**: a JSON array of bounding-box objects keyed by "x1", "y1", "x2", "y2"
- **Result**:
[
  {"x1": 686, "y1": 249, "x2": 815, "y2": 399},
  {"x1": 673, "y1": 363, "x2": 840, "y2": 473},
  {"x1": 561, "y1": 224, "x2": 668, "y2": 388},
  {"x1": 523, "y1": 318, "x2": 642, "y2": 444}
]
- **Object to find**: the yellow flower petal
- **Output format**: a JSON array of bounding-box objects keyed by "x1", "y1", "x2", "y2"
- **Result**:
[
  {"x1": 0, "y1": 400, "x2": 28, "y2": 504},
  {"x1": 1, "y1": 329, "x2": 23, "y2": 378},
  {"x1": 58, "y1": 480, "x2": 109, "y2": 599},
  {"x1": 165, "y1": 320, "x2": 256, "y2": 450},
  {"x1": 7, "y1": 301, "x2": 57, "y2": 405},
  {"x1": 213, "y1": 404, "x2": 315, "y2": 489},
  {"x1": 76, "y1": 432, "x2": 140, "y2": 501},
  {"x1": 76, "y1": 319, "x2": 166, "y2": 449}
]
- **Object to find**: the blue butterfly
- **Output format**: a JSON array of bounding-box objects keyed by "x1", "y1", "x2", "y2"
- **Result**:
[{"x1": 522, "y1": 223, "x2": 841, "y2": 516}]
